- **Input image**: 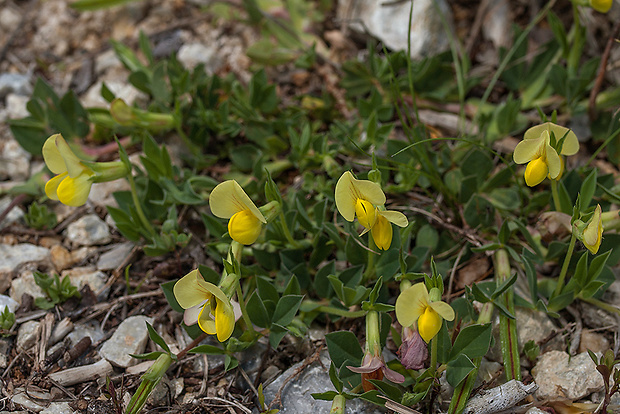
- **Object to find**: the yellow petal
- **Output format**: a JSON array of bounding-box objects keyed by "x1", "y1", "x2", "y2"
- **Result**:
[
  {"x1": 395, "y1": 283, "x2": 430, "y2": 328},
  {"x1": 56, "y1": 172, "x2": 93, "y2": 206},
  {"x1": 430, "y1": 301, "x2": 455, "y2": 321},
  {"x1": 45, "y1": 173, "x2": 67, "y2": 201},
  {"x1": 53, "y1": 134, "x2": 87, "y2": 178},
  {"x1": 545, "y1": 144, "x2": 562, "y2": 179},
  {"x1": 583, "y1": 205, "x2": 603, "y2": 254},
  {"x1": 418, "y1": 306, "x2": 442, "y2": 343},
  {"x1": 214, "y1": 298, "x2": 235, "y2": 342},
  {"x1": 548, "y1": 123, "x2": 579, "y2": 155},
  {"x1": 335, "y1": 171, "x2": 359, "y2": 222},
  {"x1": 590, "y1": 0, "x2": 612, "y2": 12},
  {"x1": 209, "y1": 180, "x2": 266, "y2": 223},
  {"x1": 198, "y1": 305, "x2": 217, "y2": 335},
  {"x1": 335, "y1": 171, "x2": 385, "y2": 222},
  {"x1": 228, "y1": 209, "x2": 263, "y2": 245},
  {"x1": 42, "y1": 134, "x2": 67, "y2": 174},
  {"x1": 173, "y1": 270, "x2": 212, "y2": 309},
  {"x1": 513, "y1": 135, "x2": 545, "y2": 164},
  {"x1": 524, "y1": 157, "x2": 548, "y2": 187},
  {"x1": 355, "y1": 199, "x2": 377, "y2": 229},
  {"x1": 371, "y1": 214, "x2": 392, "y2": 250},
  {"x1": 378, "y1": 210, "x2": 408, "y2": 227}
]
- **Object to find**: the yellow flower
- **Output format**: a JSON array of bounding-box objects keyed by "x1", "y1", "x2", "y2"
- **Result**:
[
  {"x1": 513, "y1": 123, "x2": 579, "y2": 187},
  {"x1": 335, "y1": 171, "x2": 386, "y2": 229},
  {"x1": 590, "y1": 0, "x2": 612, "y2": 12},
  {"x1": 395, "y1": 283, "x2": 455, "y2": 343},
  {"x1": 335, "y1": 171, "x2": 408, "y2": 249},
  {"x1": 583, "y1": 204, "x2": 603, "y2": 254},
  {"x1": 43, "y1": 134, "x2": 96, "y2": 207},
  {"x1": 173, "y1": 269, "x2": 236, "y2": 342},
  {"x1": 209, "y1": 180, "x2": 267, "y2": 245},
  {"x1": 371, "y1": 210, "x2": 409, "y2": 250}
]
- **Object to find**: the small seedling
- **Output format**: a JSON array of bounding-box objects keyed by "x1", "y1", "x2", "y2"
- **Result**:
[
  {"x1": 24, "y1": 202, "x2": 57, "y2": 230},
  {"x1": 33, "y1": 271, "x2": 81, "y2": 310}
]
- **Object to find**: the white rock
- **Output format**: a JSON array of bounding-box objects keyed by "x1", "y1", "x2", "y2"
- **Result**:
[
  {"x1": 40, "y1": 402, "x2": 75, "y2": 414},
  {"x1": 61, "y1": 266, "x2": 108, "y2": 296},
  {"x1": 177, "y1": 43, "x2": 222, "y2": 73},
  {"x1": 0, "y1": 294, "x2": 19, "y2": 313},
  {"x1": 0, "y1": 243, "x2": 50, "y2": 275},
  {"x1": 99, "y1": 315, "x2": 153, "y2": 368},
  {"x1": 337, "y1": 0, "x2": 453, "y2": 59},
  {"x1": 10, "y1": 387, "x2": 49, "y2": 412},
  {"x1": 67, "y1": 321, "x2": 105, "y2": 346},
  {"x1": 0, "y1": 7, "x2": 21, "y2": 32},
  {"x1": 97, "y1": 242, "x2": 134, "y2": 271},
  {"x1": 82, "y1": 80, "x2": 145, "y2": 109},
  {"x1": 65, "y1": 214, "x2": 111, "y2": 246},
  {"x1": 88, "y1": 180, "x2": 131, "y2": 207},
  {"x1": 482, "y1": 0, "x2": 512, "y2": 49},
  {"x1": 10, "y1": 271, "x2": 46, "y2": 303},
  {"x1": 5, "y1": 93, "x2": 29, "y2": 119},
  {"x1": 0, "y1": 73, "x2": 32, "y2": 98},
  {"x1": 532, "y1": 351, "x2": 604, "y2": 400},
  {"x1": 0, "y1": 196, "x2": 25, "y2": 228},
  {"x1": 16, "y1": 320, "x2": 40, "y2": 351}
]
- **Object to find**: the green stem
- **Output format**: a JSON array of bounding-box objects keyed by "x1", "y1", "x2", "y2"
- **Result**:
[
  {"x1": 329, "y1": 394, "x2": 346, "y2": 414},
  {"x1": 553, "y1": 231, "x2": 577, "y2": 298},
  {"x1": 429, "y1": 335, "x2": 438, "y2": 379},
  {"x1": 127, "y1": 173, "x2": 156, "y2": 237},
  {"x1": 236, "y1": 282, "x2": 256, "y2": 336},
  {"x1": 550, "y1": 179, "x2": 562, "y2": 212},
  {"x1": 447, "y1": 302, "x2": 494, "y2": 414},
  {"x1": 580, "y1": 296, "x2": 620, "y2": 316},
  {"x1": 494, "y1": 249, "x2": 521, "y2": 381},
  {"x1": 363, "y1": 234, "x2": 377, "y2": 282},
  {"x1": 279, "y1": 211, "x2": 301, "y2": 249},
  {"x1": 303, "y1": 303, "x2": 366, "y2": 319}
]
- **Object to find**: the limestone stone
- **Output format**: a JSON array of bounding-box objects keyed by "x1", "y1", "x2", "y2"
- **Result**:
[
  {"x1": 64, "y1": 214, "x2": 111, "y2": 246},
  {"x1": 532, "y1": 351, "x2": 604, "y2": 400},
  {"x1": 99, "y1": 315, "x2": 153, "y2": 367},
  {"x1": 337, "y1": 0, "x2": 452, "y2": 60}
]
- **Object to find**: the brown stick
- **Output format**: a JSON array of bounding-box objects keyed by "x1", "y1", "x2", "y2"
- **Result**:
[{"x1": 588, "y1": 21, "x2": 620, "y2": 121}]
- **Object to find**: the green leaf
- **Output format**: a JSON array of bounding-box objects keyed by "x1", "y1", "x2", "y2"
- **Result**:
[
  {"x1": 189, "y1": 344, "x2": 226, "y2": 355},
  {"x1": 272, "y1": 295, "x2": 303, "y2": 327},
  {"x1": 587, "y1": 250, "x2": 612, "y2": 285},
  {"x1": 70, "y1": 0, "x2": 141, "y2": 10},
  {"x1": 446, "y1": 354, "x2": 476, "y2": 387},
  {"x1": 246, "y1": 291, "x2": 271, "y2": 328},
  {"x1": 257, "y1": 277, "x2": 280, "y2": 305},
  {"x1": 449, "y1": 324, "x2": 492, "y2": 361},
  {"x1": 146, "y1": 323, "x2": 171, "y2": 354},
  {"x1": 579, "y1": 169, "x2": 597, "y2": 211},
  {"x1": 311, "y1": 391, "x2": 339, "y2": 401},
  {"x1": 160, "y1": 280, "x2": 184, "y2": 313},
  {"x1": 130, "y1": 351, "x2": 165, "y2": 360},
  {"x1": 329, "y1": 363, "x2": 344, "y2": 393},
  {"x1": 325, "y1": 331, "x2": 364, "y2": 368}
]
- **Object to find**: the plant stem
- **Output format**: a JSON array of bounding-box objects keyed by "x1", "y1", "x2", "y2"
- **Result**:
[
  {"x1": 302, "y1": 302, "x2": 366, "y2": 318},
  {"x1": 127, "y1": 173, "x2": 156, "y2": 237},
  {"x1": 447, "y1": 302, "x2": 494, "y2": 414},
  {"x1": 236, "y1": 282, "x2": 256, "y2": 336},
  {"x1": 550, "y1": 180, "x2": 562, "y2": 212},
  {"x1": 176, "y1": 332, "x2": 208, "y2": 359},
  {"x1": 364, "y1": 234, "x2": 377, "y2": 281},
  {"x1": 279, "y1": 211, "x2": 301, "y2": 248},
  {"x1": 494, "y1": 249, "x2": 521, "y2": 381},
  {"x1": 580, "y1": 296, "x2": 620, "y2": 316},
  {"x1": 329, "y1": 394, "x2": 346, "y2": 414},
  {"x1": 429, "y1": 336, "x2": 438, "y2": 380},
  {"x1": 553, "y1": 231, "x2": 577, "y2": 298}
]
